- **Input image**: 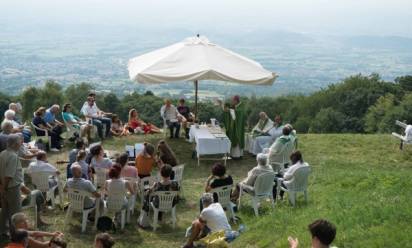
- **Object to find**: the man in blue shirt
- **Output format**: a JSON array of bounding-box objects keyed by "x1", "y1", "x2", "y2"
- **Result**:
[{"x1": 44, "y1": 105, "x2": 64, "y2": 140}]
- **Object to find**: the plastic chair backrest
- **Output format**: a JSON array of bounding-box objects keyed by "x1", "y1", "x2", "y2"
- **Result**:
[
  {"x1": 211, "y1": 185, "x2": 232, "y2": 207},
  {"x1": 67, "y1": 188, "x2": 90, "y2": 212},
  {"x1": 152, "y1": 191, "x2": 178, "y2": 212},
  {"x1": 95, "y1": 168, "x2": 107, "y2": 188},
  {"x1": 287, "y1": 166, "x2": 311, "y2": 192},
  {"x1": 31, "y1": 122, "x2": 48, "y2": 136},
  {"x1": 254, "y1": 172, "x2": 276, "y2": 197},
  {"x1": 106, "y1": 180, "x2": 127, "y2": 212},
  {"x1": 172, "y1": 164, "x2": 185, "y2": 184},
  {"x1": 31, "y1": 171, "x2": 55, "y2": 192}
]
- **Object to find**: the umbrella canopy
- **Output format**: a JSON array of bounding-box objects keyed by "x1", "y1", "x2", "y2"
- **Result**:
[{"x1": 128, "y1": 36, "x2": 278, "y2": 117}]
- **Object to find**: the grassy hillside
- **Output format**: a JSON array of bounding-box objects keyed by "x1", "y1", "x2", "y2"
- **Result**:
[{"x1": 5, "y1": 134, "x2": 412, "y2": 247}]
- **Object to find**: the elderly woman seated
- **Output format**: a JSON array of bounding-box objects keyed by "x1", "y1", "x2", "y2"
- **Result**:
[
  {"x1": 104, "y1": 165, "x2": 135, "y2": 209},
  {"x1": 248, "y1": 114, "x2": 284, "y2": 155},
  {"x1": 231, "y1": 153, "x2": 273, "y2": 202},
  {"x1": 3, "y1": 109, "x2": 31, "y2": 143}
]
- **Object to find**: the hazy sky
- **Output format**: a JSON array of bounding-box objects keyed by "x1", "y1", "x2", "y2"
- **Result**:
[{"x1": 1, "y1": 0, "x2": 411, "y2": 37}]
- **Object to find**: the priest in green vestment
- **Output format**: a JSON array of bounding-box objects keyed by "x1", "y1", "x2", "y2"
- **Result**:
[{"x1": 222, "y1": 95, "x2": 246, "y2": 158}]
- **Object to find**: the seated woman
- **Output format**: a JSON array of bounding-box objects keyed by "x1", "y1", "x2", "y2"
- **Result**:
[
  {"x1": 62, "y1": 103, "x2": 93, "y2": 142},
  {"x1": 104, "y1": 165, "x2": 135, "y2": 209},
  {"x1": 116, "y1": 152, "x2": 138, "y2": 178},
  {"x1": 274, "y1": 150, "x2": 310, "y2": 201},
  {"x1": 128, "y1": 109, "x2": 161, "y2": 134},
  {"x1": 110, "y1": 115, "x2": 129, "y2": 137},
  {"x1": 3, "y1": 109, "x2": 31, "y2": 143},
  {"x1": 200, "y1": 163, "x2": 233, "y2": 211},
  {"x1": 135, "y1": 143, "x2": 157, "y2": 178},
  {"x1": 138, "y1": 164, "x2": 179, "y2": 228},
  {"x1": 157, "y1": 140, "x2": 178, "y2": 179},
  {"x1": 32, "y1": 107, "x2": 61, "y2": 152},
  {"x1": 90, "y1": 144, "x2": 112, "y2": 170}
]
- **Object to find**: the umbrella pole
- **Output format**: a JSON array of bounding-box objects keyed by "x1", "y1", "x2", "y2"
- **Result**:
[{"x1": 194, "y1": 80, "x2": 198, "y2": 120}]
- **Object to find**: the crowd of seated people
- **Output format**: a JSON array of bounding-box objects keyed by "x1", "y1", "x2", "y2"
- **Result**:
[{"x1": 0, "y1": 98, "x2": 338, "y2": 248}]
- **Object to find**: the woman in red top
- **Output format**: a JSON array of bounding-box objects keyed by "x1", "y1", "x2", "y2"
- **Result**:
[{"x1": 127, "y1": 109, "x2": 162, "y2": 134}]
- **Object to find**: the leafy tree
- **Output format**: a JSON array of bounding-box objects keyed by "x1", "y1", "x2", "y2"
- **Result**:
[
  {"x1": 65, "y1": 83, "x2": 94, "y2": 112},
  {"x1": 309, "y1": 107, "x2": 346, "y2": 133},
  {"x1": 395, "y1": 75, "x2": 412, "y2": 92}
]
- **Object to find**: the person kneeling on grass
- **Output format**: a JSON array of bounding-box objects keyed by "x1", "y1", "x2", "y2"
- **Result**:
[
  {"x1": 11, "y1": 213, "x2": 64, "y2": 248},
  {"x1": 288, "y1": 219, "x2": 337, "y2": 248},
  {"x1": 183, "y1": 193, "x2": 235, "y2": 248}
]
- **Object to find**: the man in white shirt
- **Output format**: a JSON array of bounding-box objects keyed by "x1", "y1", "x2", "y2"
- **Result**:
[
  {"x1": 27, "y1": 151, "x2": 60, "y2": 188},
  {"x1": 80, "y1": 96, "x2": 111, "y2": 139},
  {"x1": 160, "y1": 99, "x2": 183, "y2": 139},
  {"x1": 184, "y1": 193, "x2": 231, "y2": 248}
]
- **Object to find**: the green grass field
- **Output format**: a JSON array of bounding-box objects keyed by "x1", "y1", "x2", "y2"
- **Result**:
[{"x1": 5, "y1": 134, "x2": 412, "y2": 247}]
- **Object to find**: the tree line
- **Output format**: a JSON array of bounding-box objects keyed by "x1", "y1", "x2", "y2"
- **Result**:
[{"x1": 1, "y1": 74, "x2": 411, "y2": 134}]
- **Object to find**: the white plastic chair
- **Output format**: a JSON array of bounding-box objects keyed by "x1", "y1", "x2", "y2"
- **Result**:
[
  {"x1": 21, "y1": 192, "x2": 38, "y2": 229},
  {"x1": 94, "y1": 168, "x2": 108, "y2": 189},
  {"x1": 277, "y1": 166, "x2": 311, "y2": 207},
  {"x1": 150, "y1": 191, "x2": 178, "y2": 231},
  {"x1": 123, "y1": 176, "x2": 138, "y2": 222},
  {"x1": 269, "y1": 139, "x2": 296, "y2": 172},
  {"x1": 104, "y1": 186, "x2": 128, "y2": 230},
  {"x1": 65, "y1": 188, "x2": 99, "y2": 233},
  {"x1": 210, "y1": 185, "x2": 236, "y2": 222},
  {"x1": 31, "y1": 122, "x2": 51, "y2": 150},
  {"x1": 138, "y1": 176, "x2": 157, "y2": 205},
  {"x1": 30, "y1": 171, "x2": 62, "y2": 209},
  {"x1": 172, "y1": 164, "x2": 185, "y2": 196},
  {"x1": 238, "y1": 172, "x2": 276, "y2": 216}
]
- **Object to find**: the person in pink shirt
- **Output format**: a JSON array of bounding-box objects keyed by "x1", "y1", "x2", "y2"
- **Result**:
[{"x1": 116, "y1": 153, "x2": 138, "y2": 178}]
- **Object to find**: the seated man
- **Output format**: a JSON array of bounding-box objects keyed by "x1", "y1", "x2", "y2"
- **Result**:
[
  {"x1": 247, "y1": 112, "x2": 273, "y2": 154},
  {"x1": 288, "y1": 219, "x2": 337, "y2": 248},
  {"x1": 0, "y1": 120, "x2": 13, "y2": 152},
  {"x1": 11, "y1": 213, "x2": 64, "y2": 248},
  {"x1": 160, "y1": 99, "x2": 184, "y2": 139},
  {"x1": 184, "y1": 193, "x2": 232, "y2": 248},
  {"x1": 44, "y1": 105, "x2": 64, "y2": 139},
  {"x1": 27, "y1": 151, "x2": 60, "y2": 188},
  {"x1": 177, "y1": 98, "x2": 194, "y2": 139},
  {"x1": 250, "y1": 115, "x2": 284, "y2": 155},
  {"x1": 231, "y1": 153, "x2": 273, "y2": 202},
  {"x1": 81, "y1": 96, "x2": 112, "y2": 139},
  {"x1": 64, "y1": 164, "x2": 101, "y2": 209},
  {"x1": 266, "y1": 125, "x2": 296, "y2": 172}
]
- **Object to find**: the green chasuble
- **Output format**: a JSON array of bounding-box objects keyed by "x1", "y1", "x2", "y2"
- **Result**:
[
  {"x1": 223, "y1": 102, "x2": 246, "y2": 149},
  {"x1": 233, "y1": 102, "x2": 246, "y2": 149}
]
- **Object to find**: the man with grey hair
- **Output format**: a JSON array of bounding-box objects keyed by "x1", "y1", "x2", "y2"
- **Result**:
[
  {"x1": 64, "y1": 163, "x2": 100, "y2": 209},
  {"x1": 11, "y1": 212, "x2": 63, "y2": 247},
  {"x1": 0, "y1": 121, "x2": 14, "y2": 152},
  {"x1": 231, "y1": 153, "x2": 274, "y2": 202},
  {"x1": 0, "y1": 134, "x2": 24, "y2": 236},
  {"x1": 183, "y1": 193, "x2": 231, "y2": 248},
  {"x1": 44, "y1": 104, "x2": 64, "y2": 141}
]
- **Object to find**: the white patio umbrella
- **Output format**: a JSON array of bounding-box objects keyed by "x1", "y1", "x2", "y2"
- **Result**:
[{"x1": 128, "y1": 35, "x2": 277, "y2": 117}]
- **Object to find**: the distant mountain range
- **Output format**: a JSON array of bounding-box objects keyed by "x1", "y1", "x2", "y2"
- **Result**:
[{"x1": 1, "y1": 28, "x2": 411, "y2": 98}]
